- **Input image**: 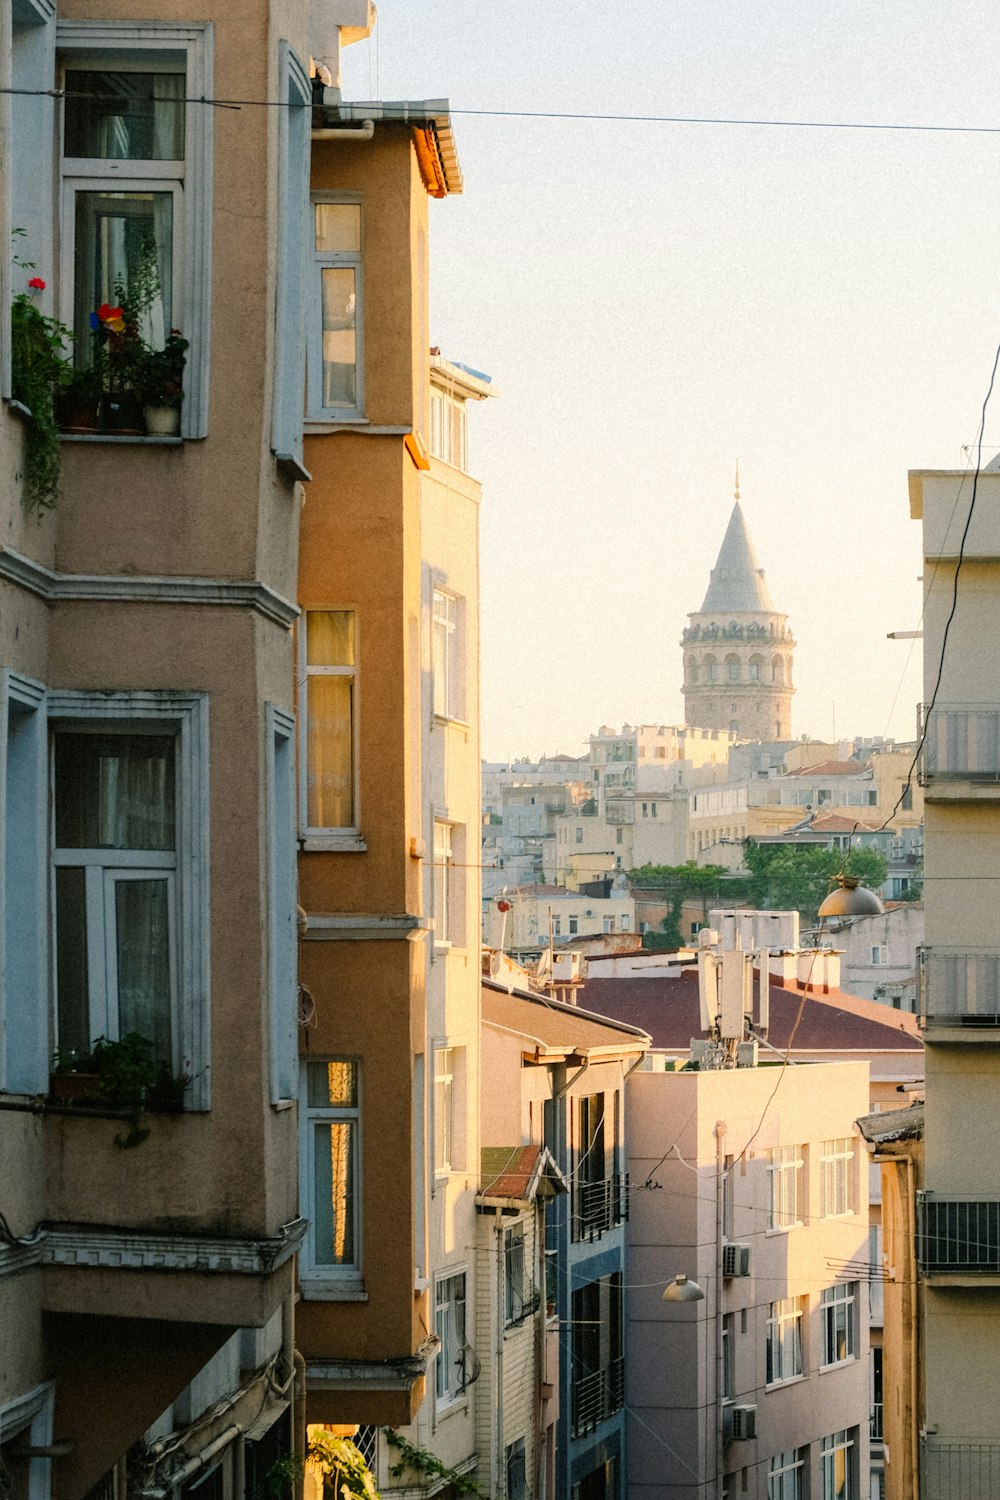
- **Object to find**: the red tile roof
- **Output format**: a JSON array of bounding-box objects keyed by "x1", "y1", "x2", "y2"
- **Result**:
[
  {"x1": 785, "y1": 759, "x2": 865, "y2": 777},
  {"x1": 806, "y1": 813, "x2": 879, "y2": 833},
  {"x1": 579, "y1": 969, "x2": 922, "y2": 1055}
]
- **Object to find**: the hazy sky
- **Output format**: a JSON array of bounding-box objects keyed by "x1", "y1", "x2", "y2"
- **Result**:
[{"x1": 343, "y1": 3, "x2": 1000, "y2": 761}]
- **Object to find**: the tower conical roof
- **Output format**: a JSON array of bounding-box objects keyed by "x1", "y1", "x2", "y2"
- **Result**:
[{"x1": 699, "y1": 502, "x2": 775, "y2": 613}]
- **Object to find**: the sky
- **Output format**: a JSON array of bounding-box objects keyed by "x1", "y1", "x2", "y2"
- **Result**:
[{"x1": 342, "y1": 2, "x2": 1000, "y2": 762}]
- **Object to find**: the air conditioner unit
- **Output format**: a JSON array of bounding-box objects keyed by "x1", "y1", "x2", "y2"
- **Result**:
[
  {"x1": 731, "y1": 1405, "x2": 757, "y2": 1441},
  {"x1": 722, "y1": 1242, "x2": 751, "y2": 1278}
]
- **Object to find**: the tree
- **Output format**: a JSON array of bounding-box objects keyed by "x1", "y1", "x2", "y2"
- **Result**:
[
  {"x1": 629, "y1": 862, "x2": 753, "y2": 949},
  {"x1": 743, "y1": 844, "x2": 888, "y2": 924}
]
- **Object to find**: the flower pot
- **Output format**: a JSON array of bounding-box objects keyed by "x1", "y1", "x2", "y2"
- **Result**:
[
  {"x1": 56, "y1": 392, "x2": 102, "y2": 433},
  {"x1": 102, "y1": 391, "x2": 144, "y2": 434},
  {"x1": 143, "y1": 403, "x2": 182, "y2": 437},
  {"x1": 50, "y1": 1072, "x2": 101, "y2": 1104}
]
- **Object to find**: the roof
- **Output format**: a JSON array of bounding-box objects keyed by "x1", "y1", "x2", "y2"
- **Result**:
[
  {"x1": 321, "y1": 97, "x2": 463, "y2": 195},
  {"x1": 856, "y1": 1101, "x2": 925, "y2": 1144},
  {"x1": 786, "y1": 759, "x2": 865, "y2": 778},
  {"x1": 578, "y1": 969, "x2": 923, "y2": 1055},
  {"x1": 482, "y1": 979, "x2": 651, "y2": 1059},
  {"x1": 477, "y1": 1145, "x2": 569, "y2": 1208},
  {"x1": 698, "y1": 502, "x2": 776, "y2": 614}
]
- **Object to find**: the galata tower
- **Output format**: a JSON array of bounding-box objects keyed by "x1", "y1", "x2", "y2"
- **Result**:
[{"x1": 680, "y1": 473, "x2": 795, "y2": 741}]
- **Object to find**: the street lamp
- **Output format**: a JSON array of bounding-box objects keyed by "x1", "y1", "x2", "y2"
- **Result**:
[
  {"x1": 817, "y1": 873, "x2": 884, "y2": 919},
  {"x1": 662, "y1": 1274, "x2": 706, "y2": 1303}
]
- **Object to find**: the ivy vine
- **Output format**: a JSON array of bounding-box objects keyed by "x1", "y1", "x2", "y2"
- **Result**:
[{"x1": 384, "y1": 1430, "x2": 485, "y2": 1498}]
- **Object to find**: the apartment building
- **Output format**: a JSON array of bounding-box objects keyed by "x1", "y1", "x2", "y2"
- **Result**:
[
  {"x1": 2, "y1": 0, "x2": 313, "y2": 1491},
  {"x1": 907, "y1": 460, "x2": 1000, "y2": 1496}
]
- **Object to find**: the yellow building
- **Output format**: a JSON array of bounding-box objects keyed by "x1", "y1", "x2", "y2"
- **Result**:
[{"x1": 907, "y1": 464, "x2": 1000, "y2": 1496}]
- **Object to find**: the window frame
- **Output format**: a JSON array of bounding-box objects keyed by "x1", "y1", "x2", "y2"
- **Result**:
[
  {"x1": 821, "y1": 1138, "x2": 856, "y2": 1219},
  {"x1": 1, "y1": 672, "x2": 48, "y2": 1096},
  {"x1": 47, "y1": 689, "x2": 210, "y2": 1109},
  {"x1": 821, "y1": 1428, "x2": 857, "y2": 1500},
  {"x1": 767, "y1": 1144, "x2": 805, "y2": 1232},
  {"x1": 298, "y1": 608, "x2": 363, "y2": 850},
  {"x1": 434, "y1": 1044, "x2": 454, "y2": 1175},
  {"x1": 308, "y1": 190, "x2": 364, "y2": 422},
  {"x1": 435, "y1": 1268, "x2": 469, "y2": 1409},
  {"x1": 768, "y1": 1449, "x2": 805, "y2": 1500},
  {"x1": 821, "y1": 1283, "x2": 858, "y2": 1369},
  {"x1": 56, "y1": 20, "x2": 215, "y2": 439},
  {"x1": 271, "y1": 41, "x2": 312, "y2": 476},
  {"x1": 299, "y1": 1056, "x2": 364, "y2": 1295},
  {"x1": 432, "y1": 587, "x2": 465, "y2": 723},
  {"x1": 266, "y1": 704, "x2": 297, "y2": 1105},
  {"x1": 766, "y1": 1298, "x2": 804, "y2": 1386}
]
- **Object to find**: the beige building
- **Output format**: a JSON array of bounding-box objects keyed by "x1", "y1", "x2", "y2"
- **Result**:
[
  {"x1": 907, "y1": 461, "x2": 1000, "y2": 1496},
  {"x1": 681, "y1": 486, "x2": 795, "y2": 742},
  {"x1": 483, "y1": 882, "x2": 637, "y2": 959},
  {"x1": 628, "y1": 1059, "x2": 872, "y2": 1500}
]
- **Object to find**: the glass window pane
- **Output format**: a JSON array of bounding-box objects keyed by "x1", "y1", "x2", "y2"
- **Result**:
[
  {"x1": 321, "y1": 267, "x2": 357, "y2": 409},
  {"x1": 306, "y1": 676, "x2": 354, "y2": 828},
  {"x1": 55, "y1": 867, "x2": 89, "y2": 1058},
  {"x1": 312, "y1": 1120, "x2": 356, "y2": 1265},
  {"x1": 315, "y1": 203, "x2": 361, "y2": 253},
  {"x1": 74, "y1": 191, "x2": 173, "y2": 350},
  {"x1": 115, "y1": 877, "x2": 172, "y2": 1060},
  {"x1": 65, "y1": 71, "x2": 185, "y2": 161},
  {"x1": 307, "y1": 1059, "x2": 358, "y2": 1109},
  {"x1": 55, "y1": 735, "x2": 175, "y2": 850},
  {"x1": 307, "y1": 610, "x2": 355, "y2": 666}
]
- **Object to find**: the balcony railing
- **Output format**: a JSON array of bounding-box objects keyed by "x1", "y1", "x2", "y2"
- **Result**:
[
  {"x1": 574, "y1": 1173, "x2": 628, "y2": 1243},
  {"x1": 572, "y1": 1357, "x2": 625, "y2": 1437},
  {"x1": 917, "y1": 1193, "x2": 1000, "y2": 1274},
  {"x1": 921, "y1": 1438, "x2": 1000, "y2": 1499},
  {"x1": 870, "y1": 1403, "x2": 884, "y2": 1442},
  {"x1": 919, "y1": 949, "x2": 1000, "y2": 1029},
  {"x1": 920, "y1": 705, "x2": 1000, "y2": 780}
]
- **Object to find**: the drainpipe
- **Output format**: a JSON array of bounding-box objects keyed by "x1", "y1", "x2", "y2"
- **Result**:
[
  {"x1": 311, "y1": 121, "x2": 375, "y2": 142},
  {"x1": 905, "y1": 1154, "x2": 920, "y2": 1497},
  {"x1": 496, "y1": 1207, "x2": 505, "y2": 1498},
  {"x1": 715, "y1": 1120, "x2": 727, "y2": 1500}
]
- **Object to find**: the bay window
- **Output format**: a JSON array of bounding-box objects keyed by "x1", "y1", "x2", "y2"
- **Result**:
[
  {"x1": 301, "y1": 1058, "x2": 362, "y2": 1286},
  {"x1": 310, "y1": 196, "x2": 363, "y2": 419},
  {"x1": 301, "y1": 609, "x2": 359, "y2": 841}
]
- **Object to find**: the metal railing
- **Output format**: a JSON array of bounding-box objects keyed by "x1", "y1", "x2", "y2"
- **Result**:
[
  {"x1": 870, "y1": 1403, "x2": 884, "y2": 1441},
  {"x1": 917, "y1": 1193, "x2": 1000, "y2": 1274},
  {"x1": 920, "y1": 705, "x2": 1000, "y2": 780},
  {"x1": 920, "y1": 949, "x2": 1000, "y2": 1028},
  {"x1": 574, "y1": 1173, "x2": 628, "y2": 1242},
  {"x1": 921, "y1": 1438, "x2": 1000, "y2": 1499},
  {"x1": 572, "y1": 1357, "x2": 625, "y2": 1437}
]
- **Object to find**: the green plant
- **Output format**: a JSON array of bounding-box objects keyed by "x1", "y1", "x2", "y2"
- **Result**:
[
  {"x1": 309, "y1": 1432, "x2": 380, "y2": 1500},
  {"x1": 264, "y1": 1454, "x2": 305, "y2": 1496},
  {"x1": 136, "y1": 328, "x2": 189, "y2": 407},
  {"x1": 10, "y1": 277, "x2": 72, "y2": 512},
  {"x1": 51, "y1": 1032, "x2": 190, "y2": 1148},
  {"x1": 384, "y1": 1431, "x2": 484, "y2": 1498}
]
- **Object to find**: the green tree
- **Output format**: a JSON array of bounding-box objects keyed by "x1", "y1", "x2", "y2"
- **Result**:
[
  {"x1": 743, "y1": 843, "x2": 888, "y2": 924},
  {"x1": 629, "y1": 862, "x2": 753, "y2": 949}
]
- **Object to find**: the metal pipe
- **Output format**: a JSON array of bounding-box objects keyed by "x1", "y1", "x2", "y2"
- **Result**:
[
  {"x1": 168, "y1": 1423, "x2": 242, "y2": 1483},
  {"x1": 311, "y1": 121, "x2": 375, "y2": 142}
]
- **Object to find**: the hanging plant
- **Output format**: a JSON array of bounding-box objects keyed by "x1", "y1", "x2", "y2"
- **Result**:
[{"x1": 10, "y1": 272, "x2": 73, "y2": 512}]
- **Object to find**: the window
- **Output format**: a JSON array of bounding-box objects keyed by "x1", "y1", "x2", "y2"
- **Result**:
[
  {"x1": 722, "y1": 1154, "x2": 734, "y2": 1239},
  {"x1": 722, "y1": 1312, "x2": 734, "y2": 1400},
  {"x1": 301, "y1": 610, "x2": 358, "y2": 838},
  {"x1": 433, "y1": 822, "x2": 465, "y2": 946},
  {"x1": 506, "y1": 1438, "x2": 528, "y2": 1500},
  {"x1": 572, "y1": 1459, "x2": 617, "y2": 1500},
  {"x1": 602, "y1": 916, "x2": 614, "y2": 933},
  {"x1": 766, "y1": 1299, "x2": 803, "y2": 1384},
  {"x1": 436, "y1": 1271, "x2": 469, "y2": 1405},
  {"x1": 615, "y1": 828, "x2": 623, "y2": 845},
  {"x1": 266, "y1": 705, "x2": 297, "y2": 1104},
  {"x1": 434, "y1": 1047, "x2": 454, "y2": 1173},
  {"x1": 821, "y1": 1429, "x2": 856, "y2": 1500},
  {"x1": 821, "y1": 1283, "x2": 858, "y2": 1367},
  {"x1": 58, "y1": 22, "x2": 214, "y2": 437},
  {"x1": 871, "y1": 945, "x2": 888, "y2": 966},
  {"x1": 749, "y1": 659, "x2": 761, "y2": 682},
  {"x1": 767, "y1": 1145, "x2": 804, "y2": 1230},
  {"x1": 575, "y1": 827, "x2": 584, "y2": 844},
  {"x1": 432, "y1": 589, "x2": 464, "y2": 720},
  {"x1": 429, "y1": 388, "x2": 468, "y2": 470},
  {"x1": 49, "y1": 690, "x2": 210, "y2": 1107},
  {"x1": 768, "y1": 1450, "x2": 805, "y2": 1500},
  {"x1": 728, "y1": 658, "x2": 740, "y2": 681},
  {"x1": 553, "y1": 917, "x2": 562, "y2": 937},
  {"x1": 651, "y1": 802, "x2": 657, "y2": 816},
  {"x1": 621, "y1": 913, "x2": 631, "y2": 931},
  {"x1": 569, "y1": 915, "x2": 578, "y2": 935},
  {"x1": 301, "y1": 1059, "x2": 361, "y2": 1283},
  {"x1": 821, "y1": 1139, "x2": 856, "y2": 1218},
  {"x1": 310, "y1": 195, "x2": 363, "y2": 418},
  {"x1": 505, "y1": 1223, "x2": 537, "y2": 1326},
  {"x1": 272, "y1": 42, "x2": 311, "y2": 472},
  {"x1": 2, "y1": 673, "x2": 48, "y2": 1095},
  {"x1": 572, "y1": 1274, "x2": 623, "y2": 1436}
]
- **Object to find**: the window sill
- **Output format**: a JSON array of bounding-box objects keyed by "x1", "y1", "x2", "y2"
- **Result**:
[
  {"x1": 301, "y1": 834, "x2": 367, "y2": 853},
  {"x1": 60, "y1": 433, "x2": 184, "y2": 447},
  {"x1": 765, "y1": 1224, "x2": 804, "y2": 1236},
  {"x1": 818, "y1": 1358, "x2": 858, "y2": 1374},
  {"x1": 304, "y1": 416, "x2": 371, "y2": 433},
  {"x1": 436, "y1": 1397, "x2": 468, "y2": 1419},
  {"x1": 765, "y1": 1374, "x2": 806, "y2": 1392},
  {"x1": 300, "y1": 1280, "x2": 368, "y2": 1302}
]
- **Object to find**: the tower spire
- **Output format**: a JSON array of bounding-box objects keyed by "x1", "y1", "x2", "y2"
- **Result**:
[{"x1": 734, "y1": 462, "x2": 740, "y2": 503}]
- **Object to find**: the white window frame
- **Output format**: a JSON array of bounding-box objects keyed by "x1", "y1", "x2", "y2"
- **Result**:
[
  {"x1": 434, "y1": 1044, "x2": 454, "y2": 1175},
  {"x1": 0, "y1": 672, "x2": 48, "y2": 1095},
  {"x1": 56, "y1": 20, "x2": 215, "y2": 438},
  {"x1": 821, "y1": 1428, "x2": 856, "y2": 1500},
  {"x1": 433, "y1": 821, "x2": 465, "y2": 949},
  {"x1": 47, "y1": 689, "x2": 210, "y2": 1109},
  {"x1": 721, "y1": 1311, "x2": 734, "y2": 1401},
  {"x1": 766, "y1": 1298, "x2": 803, "y2": 1385},
  {"x1": 768, "y1": 1450, "x2": 805, "y2": 1500},
  {"x1": 308, "y1": 191, "x2": 364, "y2": 422},
  {"x1": 767, "y1": 1144, "x2": 804, "y2": 1231},
  {"x1": 435, "y1": 1268, "x2": 469, "y2": 1408},
  {"x1": 821, "y1": 1138, "x2": 856, "y2": 1219},
  {"x1": 432, "y1": 587, "x2": 465, "y2": 723},
  {"x1": 299, "y1": 1056, "x2": 364, "y2": 1296},
  {"x1": 299, "y1": 609, "x2": 363, "y2": 850},
  {"x1": 821, "y1": 1283, "x2": 858, "y2": 1368}
]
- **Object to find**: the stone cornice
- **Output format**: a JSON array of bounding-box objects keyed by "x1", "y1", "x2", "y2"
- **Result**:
[
  {"x1": 39, "y1": 1217, "x2": 307, "y2": 1275},
  {"x1": 0, "y1": 1238, "x2": 44, "y2": 1279},
  {"x1": 305, "y1": 1356, "x2": 426, "y2": 1391},
  {"x1": 303, "y1": 913, "x2": 433, "y2": 941},
  {"x1": 0, "y1": 549, "x2": 298, "y2": 629}
]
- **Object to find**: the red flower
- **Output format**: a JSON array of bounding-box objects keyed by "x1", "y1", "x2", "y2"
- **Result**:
[{"x1": 27, "y1": 277, "x2": 46, "y2": 291}]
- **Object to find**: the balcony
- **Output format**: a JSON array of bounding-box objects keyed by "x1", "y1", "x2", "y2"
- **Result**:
[
  {"x1": 921, "y1": 1438, "x2": 1000, "y2": 1499},
  {"x1": 919, "y1": 705, "x2": 1000, "y2": 787},
  {"x1": 574, "y1": 1174, "x2": 628, "y2": 1243},
  {"x1": 919, "y1": 949, "x2": 1000, "y2": 1031},
  {"x1": 870, "y1": 1403, "x2": 883, "y2": 1442},
  {"x1": 572, "y1": 1357, "x2": 625, "y2": 1437},
  {"x1": 917, "y1": 1193, "x2": 1000, "y2": 1276}
]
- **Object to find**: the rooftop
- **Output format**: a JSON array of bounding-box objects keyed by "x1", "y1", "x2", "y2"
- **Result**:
[
  {"x1": 697, "y1": 502, "x2": 777, "y2": 615},
  {"x1": 482, "y1": 979, "x2": 651, "y2": 1060}
]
